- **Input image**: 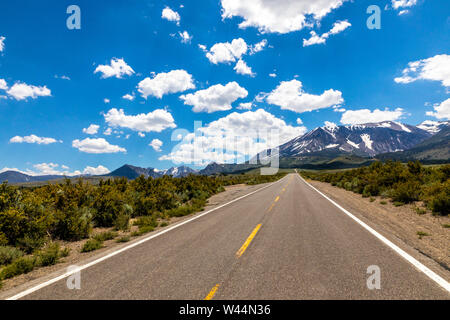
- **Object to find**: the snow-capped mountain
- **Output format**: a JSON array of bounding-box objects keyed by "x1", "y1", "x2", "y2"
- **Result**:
[
  {"x1": 417, "y1": 120, "x2": 450, "y2": 134},
  {"x1": 261, "y1": 121, "x2": 433, "y2": 158},
  {"x1": 158, "y1": 166, "x2": 198, "y2": 177}
]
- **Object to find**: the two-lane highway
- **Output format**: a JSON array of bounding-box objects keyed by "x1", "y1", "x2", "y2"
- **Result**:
[{"x1": 5, "y1": 173, "x2": 450, "y2": 299}]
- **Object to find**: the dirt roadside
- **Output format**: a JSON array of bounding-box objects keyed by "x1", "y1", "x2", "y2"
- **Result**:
[
  {"x1": 308, "y1": 180, "x2": 450, "y2": 275},
  {"x1": 0, "y1": 182, "x2": 273, "y2": 296}
]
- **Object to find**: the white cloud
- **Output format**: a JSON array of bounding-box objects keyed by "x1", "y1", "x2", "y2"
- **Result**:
[
  {"x1": 10, "y1": 134, "x2": 61, "y2": 145},
  {"x1": 72, "y1": 138, "x2": 126, "y2": 154},
  {"x1": 162, "y1": 7, "x2": 180, "y2": 25},
  {"x1": 296, "y1": 118, "x2": 303, "y2": 125},
  {"x1": 303, "y1": 20, "x2": 351, "y2": 47},
  {"x1": 160, "y1": 109, "x2": 307, "y2": 165},
  {"x1": 103, "y1": 128, "x2": 112, "y2": 135},
  {"x1": 234, "y1": 59, "x2": 255, "y2": 77},
  {"x1": 395, "y1": 54, "x2": 450, "y2": 87},
  {"x1": 180, "y1": 81, "x2": 248, "y2": 113},
  {"x1": 392, "y1": 0, "x2": 417, "y2": 10},
  {"x1": 94, "y1": 58, "x2": 135, "y2": 79},
  {"x1": 0, "y1": 79, "x2": 7, "y2": 90},
  {"x1": 0, "y1": 36, "x2": 5, "y2": 52},
  {"x1": 104, "y1": 98, "x2": 110, "y2": 104},
  {"x1": 237, "y1": 102, "x2": 253, "y2": 110},
  {"x1": 7, "y1": 82, "x2": 51, "y2": 101},
  {"x1": 221, "y1": 0, "x2": 349, "y2": 34},
  {"x1": 137, "y1": 69, "x2": 195, "y2": 99},
  {"x1": 340, "y1": 108, "x2": 405, "y2": 124},
  {"x1": 82, "y1": 165, "x2": 110, "y2": 175},
  {"x1": 426, "y1": 98, "x2": 450, "y2": 120},
  {"x1": 149, "y1": 139, "x2": 163, "y2": 152},
  {"x1": 82, "y1": 124, "x2": 100, "y2": 135},
  {"x1": 249, "y1": 39, "x2": 268, "y2": 55},
  {"x1": 205, "y1": 38, "x2": 248, "y2": 64},
  {"x1": 179, "y1": 31, "x2": 192, "y2": 44},
  {"x1": 54, "y1": 75, "x2": 71, "y2": 80},
  {"x1": 266, "y1": 79, "x2": 343, "y2": 113},
  {"x1": 269, "y1": 73, "x2": 277, "y2": 78},
  {"x1": 104, "y1": 108, "x2": 176, "y2": 133},
  {"x1": 122, "y1": 93, "x2": 135, "y2": 101},
  {"x1": 398, "y1": 9, "x2": 409, "y2": 15},
  {"x1": 138, "y1": 132, "x2": 145, "y2": 138}
]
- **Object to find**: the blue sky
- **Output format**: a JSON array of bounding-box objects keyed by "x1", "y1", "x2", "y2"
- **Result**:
[{"x1": 0, "y1": 0, "x2": 449, "y2": 174}]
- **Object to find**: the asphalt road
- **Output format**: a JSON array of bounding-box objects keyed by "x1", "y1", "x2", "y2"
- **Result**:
[{"x1": 9, "y1": 173, "x2": 450, "y2": 299}]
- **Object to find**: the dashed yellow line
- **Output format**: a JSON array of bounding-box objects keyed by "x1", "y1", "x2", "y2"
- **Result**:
[
  {"x1": 204, "y1": 284, "x2": 220, "y2": 300},
  {"x1": 274, "y1": 196, "x2": 280, "y2": 202},
  {"x1": 236, "y1": 224, "x2": 262, "y2": 258}
]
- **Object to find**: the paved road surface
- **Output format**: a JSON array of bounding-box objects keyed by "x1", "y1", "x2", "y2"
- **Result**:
[{"x1": 7, "y1": 174, "x2": 450, "y2": 299}]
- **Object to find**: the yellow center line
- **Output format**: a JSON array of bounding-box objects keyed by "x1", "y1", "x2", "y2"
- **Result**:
[
  {"x1": 204, "y1": 284, "x2": 220, "y2": 300},
  {"x1": 236, "y1": 224, "x2": 262, "y2": 258},
  {"x1": 267, "y1": 203, "x2": 275, "y2": 212},
  {"x1": 275, "y1": 196, "x2": 280, "y2": 202}
]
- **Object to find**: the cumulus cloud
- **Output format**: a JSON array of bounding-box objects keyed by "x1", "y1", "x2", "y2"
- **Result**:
[
  {"x1": 266, "y1": 79, "x2": 343, "y2": 113},
  {"x1": 249, "y1": 39, "x2": 268, "y2": 55},
  {"x1": 180, "y1": 81, "x2": 248, "y2": 113},
  {"x1": 391, "y1": 0, "x2": 417, "y2": 10},
  {"x1": 82, "y1": 124, "x2": 100, "y2": 135},
  {"x1": 72, "y1": 138, "x2": 126, "y2": 154},
  {"x1": 237, "y1": 102, "x2": 253, "y2": 110},
  {"x1": 122, "y1": 93, "x2": 135, "y2": 101},
  {"x1": 303, "y1": 20, "x2": 351, "y2": 47},
  {"x1": 340, "y1": 108, "x2": 405, "y2": 124},
  {"x1": 104, "y1": 108, "x2": 176, "y2": 133},
  {"x1": 104, "y1": 98, "x2": 110, "y2": 104},
  {"x1": 82, "y1": 165, "x2": 110, "y2": 175},
  {"x1": 162, "y1": 7, "x2": 180, "y2": 25},
  {"x1": 394, "y1": 54, "x2": 450, "y2": 87},
  {"x1": 149, "y1": 139, "x2": 163, "y2": 152},
  {"x1": 0, "y1": 36, "x2": 5, "y2": 52},
  {"x1": 10, "y1": 134, "x2": 61, "y2": 145},
  {"x1": 221, "y1": 0, "x2": 349, "y2": 34},
  {"x1": 160, "y1": 109, "x2": 307, "y2": 165},
  {"x1": 179, "y1": 31, "x2": 193, "y2": 44},
  {"x1": 205, "y1": 38, "x2": 248, "y2": 64},
  {"x1": 426, "y1": 98, "x2": 450, "y2": 120},
  {"x1": 137, "y1": 69, "x2": 195, "y2": 99},
  {"x1": 0, "y1": 79, "x2": 7, "y2": 90},
  {"x1": 94, "y1": 58, "x2": 135, "y2": 79},
  {"x1": 7, "y1": 82, "x2": 51, "y2": 101},
  {"x1": 234, "y1": 59, "x2": 255, "y2": 77}
]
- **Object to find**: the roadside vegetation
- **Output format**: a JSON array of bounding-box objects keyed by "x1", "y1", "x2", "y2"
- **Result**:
[
  {"x1": 301, "y1": 161, "x2": 449, "y2": 216},
  {"x1": 0, "y1": 172, "x2": 285, "y2": 286}
]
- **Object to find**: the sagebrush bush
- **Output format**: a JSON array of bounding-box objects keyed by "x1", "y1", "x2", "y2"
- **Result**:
[
  {"x1": 0, "y1": 246, "x2": 24, "y2": 266},
  {"x1": 81, "y1": 239, "x2": 103, "y2": 253},
  {"x1": 302, "y1": 161, "x2": 449, "y2": 216},
  {"x1": 0, "y1": 256, "x2": 36, "y2": 279},
  {"x1": 36, "y1": 243, "x2": 61, "y2": 267}
]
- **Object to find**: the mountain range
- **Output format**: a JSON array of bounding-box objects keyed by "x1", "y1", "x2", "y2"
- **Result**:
[{"x1": 1, "y1": 120, "x2": 449, "y2": 183}]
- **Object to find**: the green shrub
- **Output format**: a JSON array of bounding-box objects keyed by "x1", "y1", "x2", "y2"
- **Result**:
[
  {"x1": 60, "y1": 247, "x2": 71, "y2": 258},
  {"x1": 391, "y1": 181, "x2": 421, "y2": 204},
  {"x1": 0, "y1": 256, "x2": 36, "y2": 279},
  {"x1": 81, "y1": 239, "x2": 103, "y2": 253},
  {"x1": 134, "y1": 216, "x2": 158, "y2": 228},
  {"x1": 428, "y1": 191, "x2": 449, "y2": 216},
  {"x1": 92, "y1": 231, "x2": 117, "y2": 242},
  {"x1": 159, "y1": 222, "x2": 168, "y2": 227},
  {"x1": 393, "y1": 201, "x2": 404, "y2": 207},
  {"x1": 36, "y1": 243, "x2": 60, "y2": 267},
  {"x1": 380, "y1": 201, "x2": 387, "y2": 205},
  {"x1": 0, "y1": 246, "x2": 24, "y2": 266},
  {"x1": 417, "y1": 231, "x2": 430, "y2": 239},
  {"x1": 116, "y1": 236, "x2": 130, "y2": 243}
]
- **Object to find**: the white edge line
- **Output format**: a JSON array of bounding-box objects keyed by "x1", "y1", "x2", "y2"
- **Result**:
[
  {"x1": 297, "y1": 173, "x2": 450, "y2": 294},
  {"x1": 6, "y1": 176, "x2": 287, "y2": 300}
]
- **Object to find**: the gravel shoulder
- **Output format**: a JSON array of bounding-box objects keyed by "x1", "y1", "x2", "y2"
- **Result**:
[
  {"x1": 308, "y1": 179, "x2": 450, "y2": 280},
  {"x1": 0, "y1": 182, "x2": 271, "y2": 297}
]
